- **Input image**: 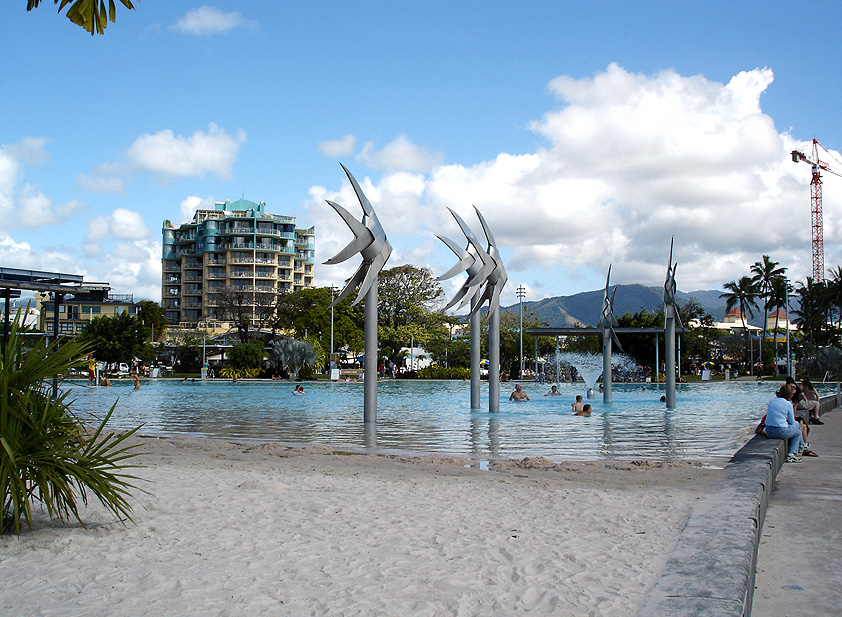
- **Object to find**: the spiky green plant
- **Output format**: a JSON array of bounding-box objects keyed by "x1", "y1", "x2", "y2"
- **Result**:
[{"x1": 1, "y1": 318, "x2": 143, "y2": 535}]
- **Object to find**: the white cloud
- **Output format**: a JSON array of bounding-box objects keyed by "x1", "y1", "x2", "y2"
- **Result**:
[
  {"x1": 84, "y1": 208, "x2": 151, "y2": 255},
  {"x1": 126, "y1": 123, "x2": 246, "y2": 181},
  {"x1": 311, "y1": 65, "x2": 830, "y2": 300},
  {"x1": 173, "y1": 6, "x2": 253, "y2": 36},
  {"x1": 75, "y1": 173, "x2": 125, "y2": 195},
  {"x1": 358, "y1": 135, "x2": 444, "y2": 172},
  {"x1": 3, "y1": 137, "x2": 50, "y2": 165},
  {"x1": 178, "y1": 195, "x2": 216, "y2": 223},
  {"x1": 319, "y1": 134, "x2": 357, "y2": 158},
  {"x1": 16, "y1": 187, "x2": 84, "y2": 227}
]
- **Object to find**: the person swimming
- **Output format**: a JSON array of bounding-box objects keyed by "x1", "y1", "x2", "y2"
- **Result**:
[
  {"x1": 573, "y1": 404, "x2": 592, "y2": 417},
  {"x1": 509, "y1": 384, "x2": 530, "y2": 401},
  {"x1": 545, "y1": 385, "x2": 562, "y2": 396},
  {"x1": 571, "y1": 395, "x2": 584, "y2": 411},
  {"x1": 292, "y1": 384, "x2": 306, "y2": 395}
]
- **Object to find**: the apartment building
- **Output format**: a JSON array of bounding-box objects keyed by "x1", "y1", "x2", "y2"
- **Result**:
[
  {"x1": 38, "y1": 284, "x2": 137, "y2": 336},
  {"x1": 162, "y1": 199, "x2": 315, "y2": 326}
]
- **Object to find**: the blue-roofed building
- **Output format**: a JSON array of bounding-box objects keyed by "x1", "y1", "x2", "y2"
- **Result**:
[{"x1": 162, "y1": 199, "x2": 315, "y2": 326}]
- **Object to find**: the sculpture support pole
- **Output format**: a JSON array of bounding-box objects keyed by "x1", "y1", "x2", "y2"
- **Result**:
[
  {"x1": 470, "y1": 297, "x2": 480, "y2": 409},
  {"x1": 489, "y1": 304, "x2": 501, "y2": 412},
  {"x1": 364, "y1": 282, "x2": 378, "y2": 423},
  {"x1": 602, "y1": 329, "x2": 613, "y2": 404},
  {"x1": 665, "y1": 310, "x2": 676, "y2": 409}
]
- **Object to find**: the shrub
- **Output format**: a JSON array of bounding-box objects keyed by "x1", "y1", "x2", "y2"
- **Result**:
[
  {"x1": 1, "y1": 320, "x2": 143, "y2": 535},
  {"x1": 219, "y1": 367, "x2": 260, "y2": 379},
  {"x1": 416, "y1": 366, "x2": 471, "y2": 380}
]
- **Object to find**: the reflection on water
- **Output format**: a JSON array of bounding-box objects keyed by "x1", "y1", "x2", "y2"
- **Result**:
[{"x1": 64, "y1": 379, "x2": 826, "y2": 462}]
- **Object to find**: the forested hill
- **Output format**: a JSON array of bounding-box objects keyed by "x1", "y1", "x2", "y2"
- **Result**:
[{"x1": 501, "y1": 284, "x2": 729, "y2": 328}]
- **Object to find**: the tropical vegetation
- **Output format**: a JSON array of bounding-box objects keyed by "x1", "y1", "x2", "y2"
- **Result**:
[
  {"x1": 1, "y1": 317, "x2": 143, "y2": 535},
  {"x1": 27, "y1": 0, "x2": 135, "y2": 36}
]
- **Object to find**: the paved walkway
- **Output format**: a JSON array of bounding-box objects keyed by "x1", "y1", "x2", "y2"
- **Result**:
[{"x1": 753, "y1": 407, "x2": 842, "y2": 616}]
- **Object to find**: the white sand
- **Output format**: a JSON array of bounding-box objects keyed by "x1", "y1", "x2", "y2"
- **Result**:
[{"x1": 1, "y1": 436, "x2": 721, "y2": 616}]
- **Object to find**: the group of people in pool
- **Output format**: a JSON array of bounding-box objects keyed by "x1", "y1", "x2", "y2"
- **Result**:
[{"x1": 508, "y1": 384, "x2": 593, "y2": 415}]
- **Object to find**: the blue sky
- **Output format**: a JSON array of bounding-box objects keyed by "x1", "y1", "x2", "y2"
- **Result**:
[{"x1": 3, "y1": 1, "x2": 842, "y2": 310}]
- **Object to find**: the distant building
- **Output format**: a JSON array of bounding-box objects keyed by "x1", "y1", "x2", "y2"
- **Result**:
[
  {"x1": 38, "y1": 284, "x2": 137, "y2": 336},
  {"x1": 161, "y1": 199, "x2": 315, "y2": 326}
]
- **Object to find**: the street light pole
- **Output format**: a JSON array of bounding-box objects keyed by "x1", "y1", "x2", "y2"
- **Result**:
[
  {"x1": 785, "y1": 278, "x2": 792, "y2": 378},
  {"x1": 517, "y1": 285, "x2": 526, "y2": 379},
  {"x1": 330, "y1": 284, "x2": 336, "y2": 370}
]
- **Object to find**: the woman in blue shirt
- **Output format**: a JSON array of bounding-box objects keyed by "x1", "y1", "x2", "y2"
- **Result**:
[{"x1": 765, "y1": 384, "x2": 810, "y2": 462}]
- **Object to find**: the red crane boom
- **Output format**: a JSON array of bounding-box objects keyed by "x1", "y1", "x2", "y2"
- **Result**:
[{"x1": 791, "y1": 139, "x2": 842, "y2": 283}]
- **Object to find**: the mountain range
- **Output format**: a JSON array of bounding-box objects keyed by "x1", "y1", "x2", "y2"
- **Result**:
[{"x1": 501, "y1": 285, "x2": 733, "y2": 328}]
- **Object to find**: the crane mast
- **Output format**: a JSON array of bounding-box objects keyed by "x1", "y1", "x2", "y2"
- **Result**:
[{"x1": 791, "y1": 139, "x2": 841, "y2": 283}]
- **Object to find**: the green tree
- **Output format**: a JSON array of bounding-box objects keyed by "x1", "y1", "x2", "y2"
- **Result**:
[
  {"x1": 378, "y1": 265, "x2": 446, "y2": 363},
  {"x1": 720, "y1": 276, "x2": 760, "y2": 371},
  {"x1": 218, "y1": 286, "x2": 283, "y2": 344},
  {"x1": 267, "y1": 338, "x2": 317, "y2": 380},
  {"x1": 27, "y1": 0, "x2": 135, "y2": 35},
  {"x1": 767, "y1": 276, "x2": 792, "y2": 370},
  {"x1": 136, "y1": 300, "x2": 168, "y2": 342},
  {"x1": 495, "y1": 309, "x2": 554, "y2": 377},
  {"x1": 678, "y1": 298, "x2": 723, "y2": 368},
  {"x1": 420, "y1": 317, "x2": 470, "y2": 368},
  {"x1": 166, "y1": 332, "x2": 202, "y2": 372},
  {"x1": 615, "y1": 309, "x2": 662, "y2": 374},
  {"x1": 1, "y1": 318, "x2": 142, "y2": 535},
  {"x1": 273, "y1": 287, "x2": 364, "y2": 355},
  {"x1": 750, "y1": 255, "x2": 785, "y2": 372},
  {"x1": 228, "y1": 341, "x2": 265, "y2": 372},
  {"x1": 793, "y1": 277, "x2": 829, "y2": 354},
  {"x1": 77, "y1": 313, "x2": 153, "y2": 365}
]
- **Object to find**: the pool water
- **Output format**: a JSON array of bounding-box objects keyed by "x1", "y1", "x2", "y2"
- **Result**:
[{"x1": 64, "y1": 379, "x2": 834, "y2": 462}]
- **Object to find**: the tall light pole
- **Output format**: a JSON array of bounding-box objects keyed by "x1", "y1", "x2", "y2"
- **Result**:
[
  {"x1": 330, "y1": 284, "x2": 337, "y2": 369},
  {"x1": 785, "y1": 278, "x2": 792, "y2": 378},
  {"x1": 517, "y1": 285, "x2": 526, "y2": 379}
]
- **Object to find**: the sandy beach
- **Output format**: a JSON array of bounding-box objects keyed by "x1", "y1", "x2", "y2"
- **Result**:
[{"x1": 1, "y1": 435, "x2": 722, "y2": 616}]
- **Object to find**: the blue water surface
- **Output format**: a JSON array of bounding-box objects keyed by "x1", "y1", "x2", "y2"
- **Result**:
[{"x1": 64, "y1": 379, "x2": 834, "y2": 462}]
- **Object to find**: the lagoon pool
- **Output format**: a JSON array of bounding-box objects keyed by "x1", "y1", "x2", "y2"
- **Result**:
[{"x1": 64, "y1": 379, "x2": 834, "y2": 463}]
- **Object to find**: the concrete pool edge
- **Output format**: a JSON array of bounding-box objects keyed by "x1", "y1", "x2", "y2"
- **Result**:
[{"x1": 637, "y1": 396, "x2": 837, "y2": 617}]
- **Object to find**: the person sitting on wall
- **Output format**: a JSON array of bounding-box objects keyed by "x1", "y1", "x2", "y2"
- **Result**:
[
  {"x1": 799, "y1": 378, "x2": 823, "y2": 425},
  {"x1": 764, "y1": 383, "x2": 817, "y2": 462}
]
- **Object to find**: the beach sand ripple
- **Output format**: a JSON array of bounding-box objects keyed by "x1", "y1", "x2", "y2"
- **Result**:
[{"x1": 0, "y1": 435, "x2": 720, "y2": 616}]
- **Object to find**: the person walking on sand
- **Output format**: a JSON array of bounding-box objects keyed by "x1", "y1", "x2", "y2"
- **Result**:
[{"x1": 509, "y1": 384, "x2": 530, "y2": 401}]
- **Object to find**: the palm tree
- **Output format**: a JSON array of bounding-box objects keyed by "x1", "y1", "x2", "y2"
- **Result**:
[
  {"x1": 767, "y1": 276, "x2": 791, "y2": 372},
  {"x1": 750, "y1": 256, "x2": 785, "y2": 374},
  {"x1": 1, "y1": 317, "x2": 142, "y2": 535},
  {"x1": 27, "y1": 0, "x2": 135, "y2": 36},
  {"x1": 720, "y1": 276, "x2": 760, "y2": 373},
  {"x1": 792, "y1": 277, "x2": 829, "y2": 354},
  {"x1": 825, "y1": 265, "x2": 842, "y2": 342}
]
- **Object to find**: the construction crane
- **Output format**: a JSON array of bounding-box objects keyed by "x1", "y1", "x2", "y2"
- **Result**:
[{"x1": 791, "y1": 139, "x2": 842, "y2": 283}]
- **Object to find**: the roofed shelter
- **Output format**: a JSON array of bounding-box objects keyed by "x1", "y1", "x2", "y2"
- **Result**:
[{"x1": 0, "y1": 267, "x2": 86, "y2": 353}]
